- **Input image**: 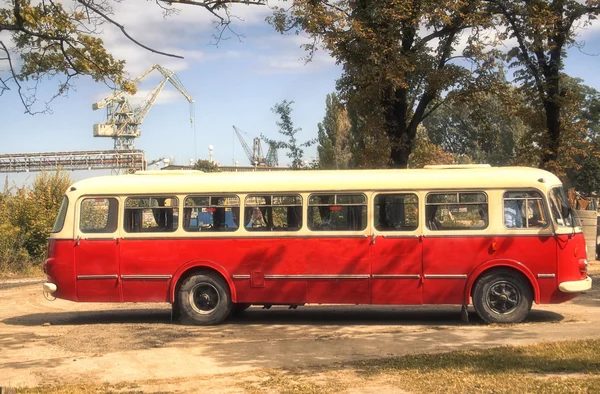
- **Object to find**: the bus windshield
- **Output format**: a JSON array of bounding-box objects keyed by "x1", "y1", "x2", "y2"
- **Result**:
[{"x1": 548, "y1": 187, "x2": 574, "y2": 227}]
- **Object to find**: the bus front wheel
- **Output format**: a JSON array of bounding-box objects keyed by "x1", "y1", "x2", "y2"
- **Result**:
[
  {"x1": 179, "y1": 273, "x2": 232, "y2": 325},
  {"x1": 472, "y1": 270, "x2": 532, "y2": 324}
]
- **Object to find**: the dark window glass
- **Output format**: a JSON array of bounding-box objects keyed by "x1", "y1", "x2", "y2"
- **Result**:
[
  {"x1": 375, "y1": 194, "x2": 418, "y2": 231},
  {"x1": 549, "y1": 187, "x2": 574, "y2": 227},
  {"x1": 244, "y1": 195, "x2": 302, "y2": 231},
  {"x1": 504, "y1": 191, "x2": 548, "y2": 228},
  {"x1": 308, "y1": 193, "x2": 367, "y2": 231},
  {"x1": 426, "y1": 192, "x2": 488, "y2": 230},
  {"x1": 124, "y1": 196, "x2": 178, "y2": 233},
  {"x1": 80, "y1": 198, "x2": 118, "y2": 233},
  {"x1": 184, "y1": 195, "x2": 239, "y2": 232}
]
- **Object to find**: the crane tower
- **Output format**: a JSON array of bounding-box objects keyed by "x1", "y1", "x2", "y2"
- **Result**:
[
  {"x1": 233, "y1": 125, "x2": 278, "y2": 167},
  {"x1": 93, "y1": 65, "x2": 194, "y2": 151}
]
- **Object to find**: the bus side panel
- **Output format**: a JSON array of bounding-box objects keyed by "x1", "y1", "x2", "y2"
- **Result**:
[
  {"x1": 46, "y1": 239, "x2": 77, "y2": 301},
  {"x1": 423, "y1": 235, "x2": 556, "y2": 305},
  {"x1": 553, "y1": 233, "x2": 587, "y2": 303},
  {"x1": 233, "y1": 237, "x2": 371, "y2": 305}
]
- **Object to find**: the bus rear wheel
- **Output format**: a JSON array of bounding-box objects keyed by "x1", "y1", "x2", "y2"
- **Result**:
[
  {"x1": 472, "y1": 270, "x2": 532, "y2": 324},
  {"x1": 179, "y1": 273, "x2": 232, "y2": 325}
]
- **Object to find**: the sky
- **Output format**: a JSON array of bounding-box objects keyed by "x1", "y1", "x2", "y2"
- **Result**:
[{"x1": 1, "y1": 2, "x2": 600, "y2": 185}]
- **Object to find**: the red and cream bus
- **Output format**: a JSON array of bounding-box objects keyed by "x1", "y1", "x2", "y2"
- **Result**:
[{"x1": 43, "y1": 165, "x2": 592, "y2": 325}]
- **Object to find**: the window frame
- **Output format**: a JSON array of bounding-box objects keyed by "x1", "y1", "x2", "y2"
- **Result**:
[
  {"x1": 183, "y1": 194, "x2": 241, "y2": 233},
  {"x1": 123, "y1": 195, "x2": 180, "y2": 234},
  {"x1": 78, "y1": 197, "x2": 119, "y2": 234},
  {"x1": 51, "y1": 196, "x2": 69, "y2": 233},
  {"x1": 307, "y1": 192, "x2": 368, "y2": 232},
  {"x1": 425, "y1": 191, "x2": 489, "y2": 231},
  {"x1": 243, "y1": 193, "x2": 303, "y2": 232},
  {"x1": 373, "y1": 192, "x2": 419, "y2": 232},
  {"x1": 502, "y1": 190, "x2": 550, "y2": 230}
]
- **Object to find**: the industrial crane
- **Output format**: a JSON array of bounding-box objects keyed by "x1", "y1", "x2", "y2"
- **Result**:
[
  {"x1": 232, "y1": 125, "x2": 278, "y2": 167},
  {"x1": 93, "y1": 65, "x2": 194, "y2": 151}
]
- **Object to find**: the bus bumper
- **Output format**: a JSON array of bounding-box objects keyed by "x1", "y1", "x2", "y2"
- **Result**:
[
  {"x1": 559, "y1": 277, "x2": 592, "y2": 293},
  {"x1": 43, "y1": 282, "x2": 57, "y2": 294}
]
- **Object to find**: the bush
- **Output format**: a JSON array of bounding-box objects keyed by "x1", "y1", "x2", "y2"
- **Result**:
[{"x1": 0, "y1": 171, "x2": 71, "y2": 276}]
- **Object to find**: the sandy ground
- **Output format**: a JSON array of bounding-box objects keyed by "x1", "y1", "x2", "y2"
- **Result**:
[{"x1": 1, "y1": 265, "x2": 599, "y2": 393}]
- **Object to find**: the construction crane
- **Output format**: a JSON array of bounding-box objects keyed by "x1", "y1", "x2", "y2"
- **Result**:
[
  {"x1": 93, "y1": 64, "x2": 194, "y2": 151},
  {"x1": 232, "y1": 125, "x2": 278, "y2": 167}
]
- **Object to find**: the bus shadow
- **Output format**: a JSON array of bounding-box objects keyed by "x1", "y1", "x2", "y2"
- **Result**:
[{"x1": 2, "y1": 306, "x2": 564, "y2": 327}]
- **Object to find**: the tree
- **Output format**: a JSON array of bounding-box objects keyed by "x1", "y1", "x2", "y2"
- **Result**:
[
  {"x1": 423, "y1": 86, "x2": 528, "y2": 166},
  {"x1": 407, "y1": 126, "x2": 461, "y2": 168},
  {"x1": 193, "y1": 159, "x2": 220, "y2": 172},
  {"x1": 270, "y1": 0, "x2": 500, "y2": 168},
  {"x1": 1, "y1": 0, "x2": 266, "y2": 114},
  {"x1": 317, "y1": 93, "x2": 352, "y2": 169},
  {"x1": 263, "y1": 100, "x2": 315, "y2": 169},
  {"x1": 487, "y1": 0, "x2": 600, "y2": 172}
]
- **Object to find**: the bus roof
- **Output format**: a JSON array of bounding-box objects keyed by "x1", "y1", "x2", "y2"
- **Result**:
[{"x1": 66, "y1": 166, "x2": 562, "y2": 197}]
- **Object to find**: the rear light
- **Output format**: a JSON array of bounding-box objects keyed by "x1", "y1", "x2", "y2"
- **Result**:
[{"x1": 579, "y1": 258, "x2": 588, "y2": 274}]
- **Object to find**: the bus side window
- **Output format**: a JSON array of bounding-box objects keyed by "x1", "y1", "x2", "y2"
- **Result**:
[
  {"x1": 244, "y1": 195, "x2": 302, "y2": 231},
  {"x1": 124, "y1": 196, "x2": 178, "y2": 233},
  {"x1": 308, "y1": 194, "x2": 367, "y2": 231},
  {"x1": 80, "y1": 198, "x2": 118, "y2": 233},
  {"x1": 183, "y1": 195, "x2": 240, "y2": 232},
  {"x1": 425, "y1": 192, "x2": 488, "y2": 231},
  {"x1": 374, "y1": 193, "x2": 418, "y2": 231},
  {"x1": 503, "y1": 191, "x2": 547, "y2": 228}
]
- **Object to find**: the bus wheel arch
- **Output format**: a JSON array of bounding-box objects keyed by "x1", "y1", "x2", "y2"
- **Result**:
[
  {"x1": 170, "y1": 261, "x2": 237, "y2": 305},
  {"x1": 468, "y1": 266, "x2": 536, "y2": 324},
  {"x1": 177, "y1": 270, "x2": 233, "y2": 325},
  {"x1": 465, "y1": 261, "x2": 540, "y2": 305}
]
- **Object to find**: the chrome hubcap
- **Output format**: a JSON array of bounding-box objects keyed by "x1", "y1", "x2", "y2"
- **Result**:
[{"x1": 189, "y1": 283, "x2": 219, "y2": 314}]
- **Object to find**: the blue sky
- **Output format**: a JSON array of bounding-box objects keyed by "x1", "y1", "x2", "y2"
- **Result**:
[{"x1": 1, "y1": 2, "x2": 600, "y2": 185}]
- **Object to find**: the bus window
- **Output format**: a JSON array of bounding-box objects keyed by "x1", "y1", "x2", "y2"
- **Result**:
[
  {"x1": 549, "y1": 187, "x2": 574, "y2": 227},
  {"x1": 80, "y1": 198, "x2": 118, "y2": 233},
  {"x1": 244, "y1": 195, "x2": 302, "y2": 231},
  {"x1": 308, "y1": 193, "x2": 367, "y2": 231},
  {"x1": 503, "y1": 191, "x2": 547, "y2": 228},
  {"x1": 124, "y1": 196, "x2": 178, "y2": 233},
  {"x1": 184, "y1": 195, "x2": 240, "y2": 232},
  {"x1": 374, "y1": 193, "x2": 418, "y2": 231},
  {"x1": 51, "y1": 196, "x2": 69, "y2": 233},
  {"x1": 426, "y1": 192, "x2": 488, "y2": 230}
]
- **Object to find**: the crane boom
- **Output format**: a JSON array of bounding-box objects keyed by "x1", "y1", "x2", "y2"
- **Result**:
[
  {"x1": 92, "y1": 64, "x2": 194, "y2": 152},
  {"x1": 233, "y1": 125, "x2": 255, "y2": 164}
]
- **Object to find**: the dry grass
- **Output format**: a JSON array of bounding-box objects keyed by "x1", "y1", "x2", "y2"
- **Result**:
[{"x1": 15, "y1": 339, "x2": 600, "y2": 394}]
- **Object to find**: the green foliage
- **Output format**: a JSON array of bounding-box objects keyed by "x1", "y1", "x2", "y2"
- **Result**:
[
  {"x1": 317, "y1": 93, "x2": 352, "y2": 169},
  {"x1": 423, "y1": 87, "x2": 528, "y2": 166},
  {"x1": 193, "y1": 159, "x2": 220, "y2": 172},
  {"x1": 264, "y1": 100, "x2": 316, "y2": 170},
  {"x1": 0, "y1": 171, "x2": 71, "y2": 275},
  {"x1": 408, "y1": 126, "x2": 459, "y2": 168}
]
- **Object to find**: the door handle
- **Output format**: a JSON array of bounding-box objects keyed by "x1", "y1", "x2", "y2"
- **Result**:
[
  {"x1": 370, "y1": 233, "x2": 377, "y2": 245},
  {"x1": 75, "y1": 235, "x2": 80, "y2": 246}
]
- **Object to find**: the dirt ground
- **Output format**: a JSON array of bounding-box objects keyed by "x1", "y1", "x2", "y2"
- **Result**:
[{"x1": 1, "y1": 264, "x2": 599, "y2": 393}]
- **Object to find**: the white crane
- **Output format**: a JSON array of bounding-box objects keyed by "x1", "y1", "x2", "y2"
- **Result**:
[
  {"x1": 232, "y1": 125, "x2": 278, "y2": 167},
  {"x1": 93, "y1": 65, "x2": 194, "y2": 151}
]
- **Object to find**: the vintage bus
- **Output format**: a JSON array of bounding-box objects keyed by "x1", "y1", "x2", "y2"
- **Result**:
[{"x1": 43, "y1": 165, "x2": 592, "y2": 325}]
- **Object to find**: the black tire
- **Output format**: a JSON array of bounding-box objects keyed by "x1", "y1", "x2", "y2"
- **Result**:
[
  {"x1": 472, "y1": 269, "x2": 533, "y2": 324},
  {"x1": 178, "y1": 273, "x2": 232, "y2": 325}
]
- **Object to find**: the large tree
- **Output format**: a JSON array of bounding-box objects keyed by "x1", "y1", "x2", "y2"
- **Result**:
[
  {"x1": 270, "y1": 0, "x2": 500, "y2": 168},
  {"x1": 487, "y1": 0, "x2": 600, "y2": 172},
  {"x1": 0, "y1": 0, "x2": 265, "y2": 114},
  {"x1": 317, "y1": 93, "x2": 352, "y2": 169}
]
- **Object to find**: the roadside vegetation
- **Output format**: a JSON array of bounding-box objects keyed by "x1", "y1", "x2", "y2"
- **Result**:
[
  {"x1": 15, "y1": 339, "x2": 600, "y2": 394},
  {"x1": 0, "y1": 171, "x2": 70, "y2": 277}
]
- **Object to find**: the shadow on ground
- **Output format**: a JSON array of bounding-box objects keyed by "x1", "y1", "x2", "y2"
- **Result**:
[{"x1": 2, "y1": 305, "x2": 564, "y2": 327}]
